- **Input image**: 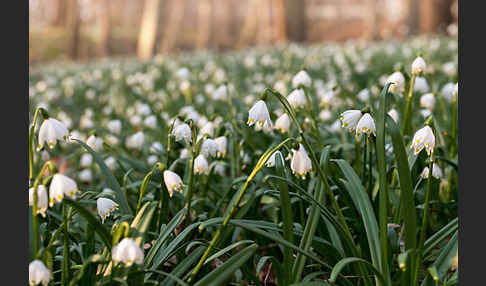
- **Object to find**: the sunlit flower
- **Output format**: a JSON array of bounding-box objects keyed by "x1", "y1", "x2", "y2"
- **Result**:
[
  {"x1": 247, "y1": 100, "x2": 272, "y2": 128},
  {"x1": 412, "y1": 56, "x2": 426, "y2": 75},
  {"x1": 420, "y1": 93, "x2": 436, "y2": 110},
  {"x1": 80, "y1": 153, "x2": 93, "y2": 168},
  {"x1": 214, "y1": 136, "x2": 227, "y2": 158},
  {"x1": 97, "y1": 198, "x2": 119, "y2": 223},
  {"x1": 79, "y1": 169, "x2": 93, "y2": 183},
  {"x1": 214, "y1": 164, "x2": 225, "y2": 176},
  {"x1": 292, "y1": 70, "x2": 312, "y2": 88},
  {"x1": 386, "y1": 71, "x2": 405, "y2": 94},
  {"x1": 201, "y1": 138, "x2": 218, "y2": 157},
  {"x1": 274, "y1": 113, "x2": 291, "y2": 133},
  {"x1": 29, "y1": 185, "x2": 48, "y2": 217},
  {"x1": 144, "y1": 115, "x2": 157, "y2": 129},
  {"x1": 126, "y1": 131, "x2": 144, "y2": 150},
  {"x1": 266, "y1": 150, "x2": 284, "y2": 167},
  {"x1": 213, "y1": 85, "x2": 228, "y2": 101},
  {"x1": 29, "y1": 260, "x2": 50, "y2": 286},
  {"x1": 357, "y1": 88, "x2": 370, "y2": 102},
  {"x1": 107, "y1": 120, "x2": 122, "y2": 134},
  {"x1": 86, "y1": 135, "x2": 103, "y2": 151},
  {"x1": 180, "y1": 148, "x2": 190, "y2": 159},
  {"x1": 150, "y1": 142, "x2": 163, "y2": 154},
  {"x1": 421, "y1": 163, "x2": 443, "y2": 179},
  {"x1": 388, "y1": 109, "x2": 399, "y2": 123},
  {"x1": 414, "y1": 77, "x2": 430, "y2": 93},
  {"x1": 194, "y1": 154, "x2": 209, "y2": 175},
  {"x1": 200, "y1": 122, "x2": 215, "y2": 137},
  {"x1": 172, "y1": 123, "x2": 192, "y2": 144},
  {"x1": 163, "y1": 170, "x2": 184, "y2": 197},
  {"x1": 37, "y1": 118, "x2": 69, "y2": 151},
  {"x1": 105, "y1": 156, "x2": 117, "y2": 170},
  {"x1": 410, "y1": 126, "x2": 435, "y2": 156},
  {"x1": 287, "y1": 89, "x2": 307, "y2": 108},
  {"x1": 291, "y1": 144, "x2": 312, "y2": 179},
  {"x1": 112, "y1": 238, "x2": 144, "y2": 267},
  {"x1": 147, "y1": 155, "x2": 158, "y2": 165},
  {"x1": 356, "y1": 113, "x2": 376, "y2": 137},
  {"x1": 340, "y1": 110, "x2": 362, "y2": 133},
  {"x1": 49, "y1": 173, "x2": 78, "y2": 207}
]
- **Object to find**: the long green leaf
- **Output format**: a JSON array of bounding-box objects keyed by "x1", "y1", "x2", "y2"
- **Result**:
[{"x1": 329, "y1": 257, "x2": 386, "y2": 285}]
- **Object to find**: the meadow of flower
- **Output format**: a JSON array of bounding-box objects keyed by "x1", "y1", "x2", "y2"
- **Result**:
[{"x1": 28, "y1": 36, "x2": 458, "y2": 286}]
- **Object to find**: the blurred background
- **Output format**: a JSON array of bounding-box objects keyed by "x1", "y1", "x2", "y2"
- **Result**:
[{"x1": 29, "y1": 0, "x2": 458, "y2": 64}]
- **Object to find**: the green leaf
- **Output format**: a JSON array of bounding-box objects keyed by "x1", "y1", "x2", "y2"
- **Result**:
[
  {"x1": 329, "y1": 257, "x2": 386, "y2": 285},
  {"x1": 193, "y1": 244, "x2": 257, "y2": 286},
  {"x1": 130, "y1": 201, "x2": 157, "y2": 245},
  {"x1": 73, "y1": 139, "x2": 131, "y2": 215},
  {"x1": 161, "y1": 246, "x2": 206, "y2": 286},
  {"x1": 423, "y1": 217, "x2": 458, "y2": 256},
  {"x1": 204, "y1": 240, "x2": 255, "y2": 265}
]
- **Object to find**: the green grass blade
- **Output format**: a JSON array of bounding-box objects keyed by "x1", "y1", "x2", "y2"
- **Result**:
[{"x1": 329, "y1": 257, "x2": 386, "y2": 285}]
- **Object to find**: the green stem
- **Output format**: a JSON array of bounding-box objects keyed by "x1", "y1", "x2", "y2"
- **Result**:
[
  {"x1": 136, "y1": 162, "x2": 165, "y2": 214},
  {"x1": 185, "y1": 124, "x2": 199, "y2": 223},
  {"x1": 402, "y1": 74, "x2": 416, "y2": 136},
  {"x1": 29, "y1": 107, "x2": 48, "y2": 185},
  {"x1": 62, "y1": 203, "x2": 70, "y2": 286}
]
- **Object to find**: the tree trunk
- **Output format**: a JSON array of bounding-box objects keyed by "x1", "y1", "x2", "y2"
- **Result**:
[
  {"x1": 236, "y1": 0, "x2": 258, "y2": 47},
  {"x1": 273, "y1": 0, "x2": 287, "y2": 44},
  {"x1": 66, "y1": 0, "x2": 81, "y2": 59},
  {"x1": 284, "y1": 0, "x2": 306, "y2": 42},
  {"x1": 137, "y1": 0, "x2": 161, "y2": 60},
  {"x1": 97, "y1": 0, "x2": 111, "y2": 57},
  {"x1": 159, "y1": 0, "x2": 186, "y2": 53},
  {"x1": 408, "y1": 0, "x2": 420, "y2": 35},
  {"x1": 196, "y1": 0, "x2": 212, "y2": 49}
]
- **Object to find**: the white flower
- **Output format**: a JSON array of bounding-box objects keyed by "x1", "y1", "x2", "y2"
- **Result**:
[
  {"x1": 414, "y1": 77, "x2": 430, "y2": 93},
  {"x1": 247, "y1": 100, "x2": 272, "y2": 129},
  {"x1": 340, "y1": 110, "x2": 362, "y2": 133},
  {"x1": 291, "y1": 144, "x2": 312, "y2": 179},
  {"x1": 37, "y1": 118, "x2": 69, "y2": 151},
  {"x1": 176, "y1": 67, "x2": 190, "y2": 80},
  {"x1": 287, "y1": 89, "x2": 307, "y2": 108},
  {"x1": 440, "y1": 82, "x2": 455, "y2": 102},
  {"x1": 87, "y1": 135, "x2": 103, "y2": 151},
  {"x1": 163, "y1": 170, "x2": 184, "y2": 197},
  {"x1": 420, "y1": 93, "x2": 436, "y2": 110},
  {"x1": 292, "y1": 70, "x2": 312, "y2": 88},
  {"x1": 213, "y1": 85, "x2": 228, "y2": 101},
  {"x1": 29, "y1": 260, "x2": 50, "y2": 286},
  {"x1": 49, "y1": 174, "x2": 78, "y2": 207},
  {"x1": 130, "y1": 115, "x2": 142, "y2": 126},
  {"x1": 136, "y1": 102, "x2": 151, "y2": 116},
  {"x1": 126, "y1": 131, "x2": 145, "y2": 150},
  {"x1": 97, "y1": 198, "x2": 119, "y2": 223},
  {"x1": 266, "y1": 151, "x2": 284, "y2": 167},
  {"x1": 201, "y1": 138, "x2": 218, "y2": 157},
  {"x1": 180, "y1": 148, "x2": 191, "y2": 159},
  {"x1": 172, "y1": 123, "x2": 192, "y2": 143},
  {"x1": 412, "y1": 56, "x2": 426, "y2": 75},
  {"x1": 386, "y1": 71, "x2": 405, "y2": 94},
  {"x1": 420, "y1": 109, "x2": 432, "y2": 119},
  {"x1": 388, "y1": 109, "x2": 399, "y2": 123},
  {"x1": 105, "y1": 156, "x2": 117, "y2": 170},
  {"x1": 107, "y1": 120, "x2": 122, "y2": 134},
  {"x1": 147, "y1": 155, "x2": 158, "y2": 165},
  {"x1": 357, "y1": 89, "x2": 370, "y2": 102},
  {"x1": 214, "y1": 136, "x2": 227, "y2": 158},
  {"x1": 150, "y1": 142, "x2": 163, "y2": 153},
  {"x1": 29, "y1": 185, "x2": 48, "y2": 217},
  {"x1": 80, "y1": 153, "x2": 93, "y2": 168},
  {"x1": 194, "y1": 154, "x2": 209, "y2": 175},
  {"x1": 214, "y1": 164, "x2": 225, "y2": 176},
  {"x1": 421, "y1": 163, "x2": 443, "y2": 179},
  {"x1": 410, "y1": 126, "x2": 435, "y2": 156},
  {"x1": 200, "y1": 122, "x2": 215, "y2": 137},
  {"x1": 79, "y1": 169, "x2": 93, "y2": 183},
  {"x1": 112, "y1": 238, "x2": 144, "y2": 267},
  {"x1": 356, "y1": 113, "x2": 376, "y2": 137},
  {"x1": 319, "y1": 109, "x2": 332, "y2": 121},
  {"x1": 274, "y1": 113, "x2": 291, "y2": 133},
  {"x1": 319, "y1": 89, "x2": 336, "y2": 106},
  {"x1": 144, "y1": 115, "x2": 157, "y2": 129}
]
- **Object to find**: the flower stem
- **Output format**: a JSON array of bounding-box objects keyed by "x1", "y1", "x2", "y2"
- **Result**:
[
  {"x1": 402, "y1": 74, "x2": 416, "y2": 136},
  {"x1": 136, "y1": 162, "x2": 165, "y2": 214},
  {"x1": 29, "y1": 107, "x2": 48, "y2": 185},
  {"x1": 62, "y1": 203, "x2": 70, "y2": 286}
]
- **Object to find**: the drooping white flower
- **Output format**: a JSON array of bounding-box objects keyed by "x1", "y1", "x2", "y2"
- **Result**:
[
  {"x1": 440, "y1": 82, "x2": 455, "y2": 102},
  {"x1": 292, "y1": 70, "x2": 312, "y2": 88},
  {"x1": 247, "y1": 100, "x2": 272, "y2": 129},
  {"x1": 29, "y1": 260, "x2": 50, "y2": 286},
  {"x1": 80, "y1": 153, "x2": 93, "y2": 168},
  {"x1": 201, "y1": 138, "x2": 218, "y2": 157},
  {"x1": 340, "y1": 110, "x2": 362, "y2": 133},
  {"x1": 180, "y1": 148, "x2": 191, "y2": 159},
  {"x1": 214, "y1": 164, "x2": 225, "y2": 176},
  {"x1": 420, "y1": 93, "x2": 436, "y2": 110},
  {"x1": 357, "y1": 88, "x2": 370, "y2": 102},
  {"x1": 136, "y1": 102, "x2": 151, "y2": 116},
  {"x1": 97, "y1": 198, "x2": 119, "y2": 223},
  {"x1": 112, "y1": 238, "x2": 144, "y2": 267},
  {"x1": 213, "y1": 85, "x2": 228, "y2": 101},
  {"x1": 412, "y1": 56, "x2": 426, "y2": 75},
  {"x1": 200, "y1": 122, "x2": 215, "y2": 137},
  {"x1": 79, "y1": 169, "x2": 93, "y2": 183},
  {"x1": 129, "y1": 115, "x2": 142, "y2": 127},
  {"x1": 386, "y1": 71, "x2": 405, "y2": 94},
  {"x1": 420, "y1": 109, "x2": 432, "y2": 119},
  {"x1": 49, "y1": 174, "x2": 78, "y2": 207},
  {"x1": 414, "y1": 77, "x2": 430, "y2": 93},
  {"x1": 29, "y1": 185, "x2": 48, "y2": 217},
  {"x1": 274, "y1": 113, "x2": 291, "y2": 133},
  {"x1": 126, "y1": 131, "x2": 145, "y2": 150},
  {"x1": 107, "y1": 120, "x2": 122, "y2": 134},
  {"x1": 319, "y1": 109, "x2": 332, "y2": 121},
  {"x1": 176, "y1": 67, "x2": 190, "y2": 80},
  {"x1": 214, "y1": 136, "x2": 227, "y2": 158},
  {"x1": 291, "y1": 144, "x2": 312, "y2": 179},
  {"x1": 37, "y1": 118, "x2": 69, "y2": 151},
  {"x1": 388, "y1": 109, "x2": 399, "y2": 123},
  {"x1": 356, "y1": 113, "x2": 376, "y2": 137},
  {"x1": 266, "y1": 151, "x2": 284, "y2": 168},
  {"x1": 287, "y1": 89, "x2": 307, "y2": 108},
  {"x1": 410, "y1": 126, "x2": 435, "y2": 156},
  {"x1": 150, "y1": 142, "x2": 163, "y2": 154},
  {"x1": 86, "y1": 135, "x2": 103, "y2": 151},
  {"x1": 163, "y1": 170, "x2": 184, "y2": 197},
  {"x1": 319, "y1": 89, "x2": 336, "y2": 106},
  {"x1": 147, "y1": 155, "x2": 158, "y2": 165},
  {"x1": 172, "y1": 123, "x2": 192, "y2": 144},
  {"x1": 105, "y1": 156, "x2": 117, "y2": 170},
  {"x1": 144, "y1": 115, "x2": 157, "y2": 129},
  {"x1": 421, "y1": 163, "x2": 443, "y2": 179},
  {"x1": 194, "y1": 154, "x2": 209, "y2": 175}
]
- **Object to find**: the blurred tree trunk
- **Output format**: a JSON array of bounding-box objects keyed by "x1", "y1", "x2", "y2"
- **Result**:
[
  {"x1": 273, "y1": 0, "x2": 287, "y2": 43},
  {"x1": 137, "y1": 0, "x2": 161, "y2": 60},
  {"x1": 408, "y1": 0, "x2": 420, "y2": 35},
  {"x1": 420, "y1": 0, "x2": 453, "y2": 33},
  {"x1": 66, "y1": 0, "x2": 81, "y2": 59},
  {"x1": 97, "y1": 0, "x2": 111, "y2": 57},
  {"x1": 257, "y1": 0, "x2": 272, "y2": 45},
  {"x1": 365, "y1": 0, "x2": 380, "y2": 40},
  {"x1": 237, "y1": 0, "x2": 258, "y2": 47},
  {"x1": 196, "y1": 0, "x2": 212, "y2": 49},
  {"x1": 53, "y1": 0, "x2": 67, "y2": 26},
  {"x1": 159, "y1": 0, "x2": 186, "y2": 53},
  {"x1": 284, "y1": 0, "x2": 306, "y2": 42}
]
